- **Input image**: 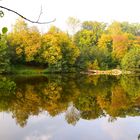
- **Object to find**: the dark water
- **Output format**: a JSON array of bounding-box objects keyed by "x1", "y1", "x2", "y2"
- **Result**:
[{"x1": 0, "y1": 74, "x2": 140, "y2": 140}]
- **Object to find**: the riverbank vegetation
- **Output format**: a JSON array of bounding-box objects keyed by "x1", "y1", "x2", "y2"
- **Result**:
[{"x1": 1, "y1": 17, "x2": 140, "y2": 74}]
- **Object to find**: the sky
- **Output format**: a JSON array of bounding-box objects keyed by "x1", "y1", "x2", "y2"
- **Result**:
[{"x1": 0, "y1": 0, "x2": 140, "y2": 32}]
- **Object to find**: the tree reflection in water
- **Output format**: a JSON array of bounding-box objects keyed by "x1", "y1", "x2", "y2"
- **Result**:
[
  {"x1": 0, "y1": 74, "x2": 140, "y2": 127},
  {"x1": 138, "y1": 134, "x2": 140, "y2": 140}
]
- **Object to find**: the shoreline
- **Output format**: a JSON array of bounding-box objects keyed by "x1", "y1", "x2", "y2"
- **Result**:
[
  {"x1": 1, "y1": 65, "x2": 133, "y2": 75},
  {"x1": 80, "y1": 69, "x2": 131, "y2": 76}
]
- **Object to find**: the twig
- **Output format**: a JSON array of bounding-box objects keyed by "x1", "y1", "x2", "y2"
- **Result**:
[
  {"x1": 0, "y1": 6, "x2": 56, "y2": 24},
  {"x1": 36, "y1": 5, "x2": 43, "y2": 22}
]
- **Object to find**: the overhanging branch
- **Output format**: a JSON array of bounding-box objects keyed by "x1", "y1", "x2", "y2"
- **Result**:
[{"x1": 0, "y1": 6, "x2": 56, "y2": 24}]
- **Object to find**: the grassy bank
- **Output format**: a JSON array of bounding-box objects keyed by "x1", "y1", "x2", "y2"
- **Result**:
[
  {"x1": 10, "y1": 65, "x2": 78, "y2": 75},
  {"x1": 10, "y1": 65, "x2": 47, "y2": 75}
]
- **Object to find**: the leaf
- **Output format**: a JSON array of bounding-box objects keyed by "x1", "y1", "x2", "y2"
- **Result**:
[
  {"x1": 0, "y1": 10, "x2": 4, "y2": 18},
  {"x1": 2, "y1": 27, "x2": 8, "y2": 34}
]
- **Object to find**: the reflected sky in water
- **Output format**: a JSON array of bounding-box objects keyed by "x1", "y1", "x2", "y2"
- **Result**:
[
  {"x1": 0, "y1": 112, "x2": 140, "y2": 140},
  {"x1": 0, "y1": 74, "x2": 140, "y2": 140}
]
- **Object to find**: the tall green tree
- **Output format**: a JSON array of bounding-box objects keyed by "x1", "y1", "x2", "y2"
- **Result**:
[
  {"x1": 121, "y1": 47, "x2": 140, "y2": 71},
  {"x1": 97, "y1": 34, "x2": 114, "y2": 69},
  {"x1": 74, "y1": 21, "x2": 106, "y2": 70},
  {"x1": 0, "y1": 27, "x2": 10, "y2": 73},
  {"x1": 121, "y1": 22, "x2": 140, "y2": 36}
]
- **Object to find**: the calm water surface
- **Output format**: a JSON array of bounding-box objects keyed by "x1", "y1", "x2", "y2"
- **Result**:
[{"x1": 0, "y1": 74, "x2": 140, "y2": 140}]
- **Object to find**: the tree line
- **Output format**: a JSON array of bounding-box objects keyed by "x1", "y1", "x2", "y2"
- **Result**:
[{"x1": 1, "y1": 17, "x2": 140, "y2": 73}]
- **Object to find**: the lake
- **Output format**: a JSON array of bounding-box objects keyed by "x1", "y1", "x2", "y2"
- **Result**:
[{"x1": 0, "y1": 74, "x2": 140, "y2": 140}]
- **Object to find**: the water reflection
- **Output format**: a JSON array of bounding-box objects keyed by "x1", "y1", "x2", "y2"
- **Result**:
[{"x1": 0, "y1": 74, "x2": 140, "y2": 128}]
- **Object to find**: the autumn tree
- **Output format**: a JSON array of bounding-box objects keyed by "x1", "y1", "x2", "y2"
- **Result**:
[
  {"x1": 38, "y1": 27, "x2": 62, "y2": 67},
  {"x1": 8, "y1": 18, "x2": 41, "y2": 64},
  {"x1": 39, "y1": 26, "x2": 80, "y2": 72},
  {"x1": 107, "y1": 21, "x2": 122, "y2": 35},
  {"x1": 112, "y1": 34, "x2": 130, "y2": 64}
]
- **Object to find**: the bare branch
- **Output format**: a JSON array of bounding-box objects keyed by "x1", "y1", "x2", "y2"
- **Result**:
[
  {"x1": 0, "y1": 6, "x2": 56, "y2": 24},
  {"x1": 36, "y1": 5, "x2": 43, "y2": 22}
]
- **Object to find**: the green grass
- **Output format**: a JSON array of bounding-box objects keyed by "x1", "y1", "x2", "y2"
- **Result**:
[{"x1": 11, "y1": 65, "x2": 46, "y2": 75}]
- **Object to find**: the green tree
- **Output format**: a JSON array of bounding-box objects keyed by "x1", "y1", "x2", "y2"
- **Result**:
[
  {"x1": 74, "y1": 30, "x2": 95, "y2": 69},
  {"x1": 87, "y1": 59, "x2": 99, "y2": 70},
  {"x1": 121, "y1": 47, "x2": 140, "y2": 71},
  {"x1": 0, "y1": 27, "x2": 10, "y2": 73},
  {"x1": 82, "y1": 21, "x2": 106, "y2": 44},
  {"x1": 121, "y1": 22, "x2": 140, "y2": 36},
  {"x1": 98, "y1": 34, "x2": 113, "y2": 69},
  {"x1": 73, "y1": 21, "x2": 106, "y2": 70}
]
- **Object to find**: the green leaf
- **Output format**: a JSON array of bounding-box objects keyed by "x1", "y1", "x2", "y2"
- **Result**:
[
  {"x1": 0, "y1": 11, "x2": 4, "y2": 18},
  {"x1": 2, "y1": 27, "x2": 8, "y2": 34}
]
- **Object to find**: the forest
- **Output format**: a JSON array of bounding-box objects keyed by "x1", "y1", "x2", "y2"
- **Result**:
[{"x1": 1, "y1": 17, "x2": 140, "y2": 74}]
